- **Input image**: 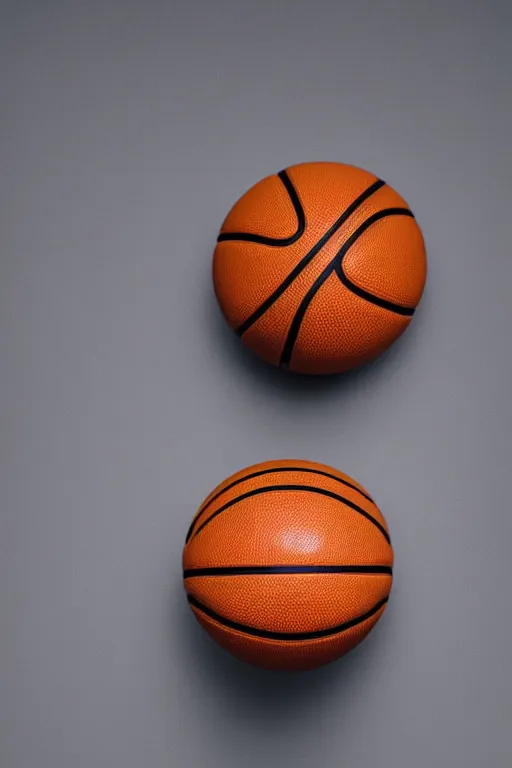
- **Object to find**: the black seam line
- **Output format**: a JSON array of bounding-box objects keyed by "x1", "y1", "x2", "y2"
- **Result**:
[
  {"x1": 217, "y1": 170, "x2": 306, "y2": 247},
  {"x1": 187, "y1": 594, "x2": 389, "y2": 641},
  {"x1": 184, "y1": 565, "x2": 393, "y2": 578},
  {"x1": 279, "y1": 207, "x2": 416, "y2": 367},
  {"x1": 335, "y1": 209, "x2": 416, "y2": 316},
  {"x1": 185, "y1": 466, "x2": 374, "y2": 543},
  {"x1": 189, "y1": 484, "x2": 391, "y2": 544},
  {"x1": 235, "y1": 178, "x2": 386, "y2": 337}
]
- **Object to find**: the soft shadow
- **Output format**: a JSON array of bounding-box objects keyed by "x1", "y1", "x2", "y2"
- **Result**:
[
  {"x1": 173, "y1": 579, "x2": 397, "y2": 725},
  {"x1": 205, "y1": 283, "x2": 430, "y2": 404}
]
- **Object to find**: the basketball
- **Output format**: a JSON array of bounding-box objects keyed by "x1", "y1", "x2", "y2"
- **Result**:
[
  {"x1": 183, "y1": 459, "x2": 393, "y2": 671},
  {"x1": 213, "y1": 161, "x2": 427, "y2": 375}
]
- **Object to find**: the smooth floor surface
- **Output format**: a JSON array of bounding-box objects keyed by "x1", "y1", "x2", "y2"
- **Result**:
[{"x1": 1, "y1": 2, "x2": 511, "y2": 766}]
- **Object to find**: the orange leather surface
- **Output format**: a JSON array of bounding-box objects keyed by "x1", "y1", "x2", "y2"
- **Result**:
[
  {"x1": 213, "y1": 161, "x2": 427, "y2": 374},
  {"x1": 187, "y1": 463, "x2": 387, "y2": 540},
  {"x1": 343, "y1": 213, "x2": 427, "y2": 307},
  {"x1": 186, "y1": 573, "x2": 391, "y2": 633},
  {"x1": 220, "y1": 172, "x2": 299, "y2": 240},
  {"x1": 290, "y1": 272, "x2": 410, "y2": 374},
  {"x1": 190, "y1": 458, "x2": 373, "y2": 531},
  {"x1": 183, "y1": 460, "x2": 393, "y2": 670},
  {"x1": 191, "y1": 600, "x2": 388, "y2": 672}
]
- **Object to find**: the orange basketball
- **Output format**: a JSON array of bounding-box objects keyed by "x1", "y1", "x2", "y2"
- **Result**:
[
  {"x1": 183, "y1": 459, "x2": 393, "y2": 671},
  {"x1": 213, "y1": 161, "x2": 427, "y2": 374}
]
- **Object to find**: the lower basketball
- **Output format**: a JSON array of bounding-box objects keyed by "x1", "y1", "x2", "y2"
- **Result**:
[{"x1": 183, "y1": 459, "x2": 394, "y2": 671}]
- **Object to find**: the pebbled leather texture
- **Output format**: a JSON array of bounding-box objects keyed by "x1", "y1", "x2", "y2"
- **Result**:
[
  {"x1": 213, "y1": 161, "x2": 427, "y2": 374},
  {"x1": 183, "y1": 459, "x2": 393, "y2": 671}
]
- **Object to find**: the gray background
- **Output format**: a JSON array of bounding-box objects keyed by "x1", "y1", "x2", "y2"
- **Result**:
[{"x1": 1, "y1": 1, "x2": 511, "y2": 766}]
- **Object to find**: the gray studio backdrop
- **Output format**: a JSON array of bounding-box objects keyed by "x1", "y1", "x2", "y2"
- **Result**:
[{"x1": 1, "y1": 1, "x2": 511, "y2": 767}]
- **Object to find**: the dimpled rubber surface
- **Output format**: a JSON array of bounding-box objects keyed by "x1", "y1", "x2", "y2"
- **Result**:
[
  {"x1": 213, "y1": 161, "x2": 427, "y2": 374},
  {"x1": 220, "y1": 172, "x2": 299, "y2": 240},
  {"x1": 183, "y1": 460, "x2": 393, "y2": 670},
  {"x1": 191, "y1": 602, "x2": 388, "y2": 672},
  {"x1": 185, "y1": 574, "x2": 391, "y2": 634}
]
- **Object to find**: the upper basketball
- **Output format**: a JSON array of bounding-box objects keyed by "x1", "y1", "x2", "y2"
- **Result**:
[{"x1": 213, "y1": 162, "x2": 427, "y2": 375}]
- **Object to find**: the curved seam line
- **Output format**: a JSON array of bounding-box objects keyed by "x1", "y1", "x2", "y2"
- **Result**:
[
  {"x1": 185, "y1": 466, "x2": 374, "y2": 543},
  {"x1": 335, "y1": 208, "x2": 416, "y2": 315},
  {"x1": 235, "y1": 178, "x2": 386, "y2": 337},
  {"x1": 217, "y1": 170, "x2": 305, "y2": 247},
  {"x1": 279, "y1": 208, "x2": 416, "y2": 367},
  {"x1": 184, "y1": 565, "x2": 393, "y2": 578},
  {"x1": 189, "y1": 484, "x2": 391, "y2": 544},
  {"x1": 187, "y1": 594, "x2": 389, "y2": 641},
  {"x1": 335, "y1": 265, "x2": 416, "y2": 316}
]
